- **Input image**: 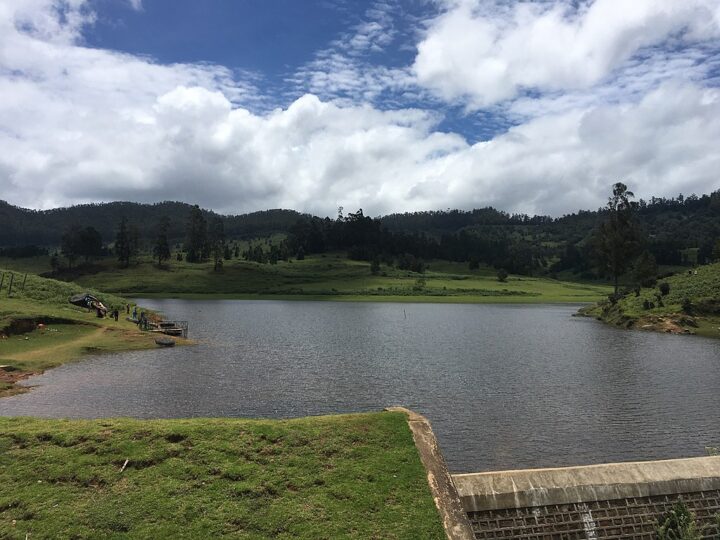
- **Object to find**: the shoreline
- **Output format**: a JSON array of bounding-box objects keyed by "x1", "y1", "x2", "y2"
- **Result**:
[
  {"x1": 0, "y1": 320, "x2": 191, "y2": 398},
  {"x1": 128, "y1": 291, "x2": 602, "y2": 304}
]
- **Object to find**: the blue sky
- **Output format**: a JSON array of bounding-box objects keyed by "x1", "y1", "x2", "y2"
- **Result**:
[{"x1": 1, "y1": 0, "x2": 720, "y2": 216}]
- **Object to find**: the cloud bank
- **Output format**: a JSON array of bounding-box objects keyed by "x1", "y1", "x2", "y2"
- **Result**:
[{"x1": 1, "y1": 0, "x2": 719, "y2": 217}]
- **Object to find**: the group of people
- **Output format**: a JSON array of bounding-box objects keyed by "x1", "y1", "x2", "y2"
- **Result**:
[{"x1": 130, "y1": 305, "x2": 149, "y2": 330}]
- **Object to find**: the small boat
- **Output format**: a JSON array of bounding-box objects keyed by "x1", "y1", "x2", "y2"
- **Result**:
[{"x1": 154, "y1": 337, "x2": 175, "y2": 347}]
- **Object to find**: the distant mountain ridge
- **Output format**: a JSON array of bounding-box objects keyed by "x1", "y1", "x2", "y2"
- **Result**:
[
  {"x1": 1, "y1": 191, "x2": 718, "y2": 271},
  {"x1": 0, "y1": 200, "x2": 305, "y2": 246}
]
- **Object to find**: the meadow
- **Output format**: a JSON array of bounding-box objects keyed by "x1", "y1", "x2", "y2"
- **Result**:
[
  {"x1": 1, "y1": 253, "x2": 613, "y2": 303},
  {"x1": 0, "y1": 412, "x2": 444, "y2": 539}
]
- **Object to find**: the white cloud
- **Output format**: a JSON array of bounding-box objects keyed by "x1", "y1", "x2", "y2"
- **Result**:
[
  {"x1": 413, "y1": 0, "x2": 720, "y2": 109},
  {"x1": 1, "y1": 0, "x2": 720, "y2": 219}
]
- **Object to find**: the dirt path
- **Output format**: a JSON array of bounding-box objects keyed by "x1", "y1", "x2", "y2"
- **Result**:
[{"x1": 8, "y1": 326, "x2": 107, "y2": 362}]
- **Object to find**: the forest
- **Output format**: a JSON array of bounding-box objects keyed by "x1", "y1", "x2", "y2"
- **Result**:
[{"x1": 1, "y1": 188, "x2": 719, "y2": 282}]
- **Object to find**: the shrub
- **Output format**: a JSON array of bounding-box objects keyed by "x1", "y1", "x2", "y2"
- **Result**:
[
  {"x1": 497, "y1": 268, "x2": 508, "y2": 282},
  {"x1": 659, "y1": 282, "x2": 671, "y2": 296},
  {"x1": 681, "y1": 297, "x2": 693, "y2": 314},
  {"x1": 656, "y1": 500, "x2": 701, "y2": 540}
]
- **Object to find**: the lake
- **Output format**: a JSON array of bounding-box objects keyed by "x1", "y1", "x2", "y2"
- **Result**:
[{"x1": 1, "y1": 300, "x2": 719, "y2": 473}]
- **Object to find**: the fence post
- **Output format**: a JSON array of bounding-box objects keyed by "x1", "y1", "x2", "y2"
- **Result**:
[
  {"x1": 7, "y1": 273, "x2": 14, "y2": 297},
  {"x1": 21, "y1": 273, "x2": 27, "y2": 291},
  {"x1": 0, "y1": 272, "x2": 4, "y2": 291}
]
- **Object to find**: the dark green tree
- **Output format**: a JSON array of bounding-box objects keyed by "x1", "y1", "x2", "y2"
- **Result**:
[
  {"x1": 49, "y1": 252, "x2": 60, "y2": 274},
  {"x1": 78, "y1": 226, "x2": 103, "y2": 262},
  {"x1": 593, "y1": 182, "x2": 640, "y2": 294},
  {"x1": 713, "y1": 239, "x2": 720, "y2": 262},
  {"x1": 153, "y1": 216, "x2": 171, "y2": 268},
  {"x1": 633, "y1": 250, "x2": 658, "y2": 288},
  {"x1": 115, "y1": 216, "x2": 132, "y2": 268},
  {"x1": 185, "y1": 205, "x2": 208, "y2": 263},
  {"x1": 61, "y1": 225, "x2": 81, "y2": 269},
  {"x1": 209, "y1": 217, "x2": 225, "y2": 271},
  {"x1": 370, "y1": 257, "x2": 381, "y2": 275}
]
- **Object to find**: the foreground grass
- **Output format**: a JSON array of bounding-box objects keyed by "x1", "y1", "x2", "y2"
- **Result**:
[
  {"x1": 581, "y1": 262, "x2": 720, "y2": 339},
  {"x1": 0, "y1": 412, "x2": 444, "y2": 539},
  {"x1": 13, "y1": 254, "x2": 613, "y2": 303},
  {"x1": 0, "y1": 269, "x2": 160, "y2": 396}
]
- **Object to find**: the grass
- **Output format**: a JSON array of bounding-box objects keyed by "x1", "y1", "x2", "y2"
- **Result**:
[
  {"x1": 0, "y1": 269, "x2": 162, "y2": 397},
  {"x1": 0, "y1": 412, "x2": 445, "y2": 539},
  {"x1": 581, "y1": 262, "x2": 720, "y2": 338},
  {"x1": 4, "y1": 254, "x2": 613, "y2": 303}
]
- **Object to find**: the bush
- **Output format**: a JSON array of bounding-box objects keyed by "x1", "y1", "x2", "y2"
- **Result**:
[
  {"x1": 659, "y1": 282, "x2": 671, "y2": 296},
  {"x1": 681, "y1": 297, "x2": 693, "y2": 314},
  {"x1": 497, "y1": 268, "x2": 508, "y2": 282},
  {"x1": 656, "y1": 500, "x2": 701, "y2": 540},
  {"x1": 608, "y1": 292, "x2": 623, "y2": 305}
]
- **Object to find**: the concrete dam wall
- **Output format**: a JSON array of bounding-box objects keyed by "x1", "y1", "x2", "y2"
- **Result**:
[{"x1": 452, "y1": 456, "x2": 720, "y2": 539}]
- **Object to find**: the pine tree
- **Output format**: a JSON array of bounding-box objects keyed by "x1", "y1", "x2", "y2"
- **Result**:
[
  {"x1": 185, "y1": 205, "x2": 208, "y2": 263},
  {"x1": 153, "y1": 216, "x2": 171, "y2": 267},
  {"x1": 209, "y1": 217, "x2": 225, "y2": 271},
  {"x1": 115, "y1": 216, "x2": 131, "y2": 268},
  {"x1": 593, "y1": 182, "x2": 641, "y2": 294}
]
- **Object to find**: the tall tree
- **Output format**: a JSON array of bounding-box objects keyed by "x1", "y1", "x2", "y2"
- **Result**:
[
  {"x1": 185, "y1": 205, "x2": 208, "y2": 263},
  {"x1": 633, "y1": 250, "x2": 658, "y2": 288},
  {"x1": 593, "y1": 182, "x2": 640, "y2": 294},
  {"x1": 116, "y1": 216, "x2": 131, "y2": 268},
  {"x1": 153, "y1": 216, "x2": 171, "y2": 267},
  {"x1": 78, "y1": 226, "x2": 103, "y2": 262},
  {"x1": 61, "y1": 225, "x2": 81, "y2": 269},
  {"x1": 209, "y1": 217, "x2": 225, "y2": 271}
]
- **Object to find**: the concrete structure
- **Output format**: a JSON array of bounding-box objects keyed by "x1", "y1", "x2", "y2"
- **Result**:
[
  {"x1": 392, "y1": 408, "x2": 720, "y2": 539},
  {"x1": 453, "y1": 457, "x2": 720, "y2": 539}
]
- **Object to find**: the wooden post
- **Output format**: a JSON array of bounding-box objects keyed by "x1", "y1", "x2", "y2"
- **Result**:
[
  {"x1": 21, "y1": 273, "x2": 27, "y2": 291},
  {"x1": 7, "y1": 273, "x2": 14, "y2": 296},
  {"x1": 0, "y1": 272, "x2": 4, "y2": 291}
]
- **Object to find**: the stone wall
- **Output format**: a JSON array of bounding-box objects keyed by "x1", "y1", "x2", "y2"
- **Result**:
[{"x1": 452, "y1": 456, "x2": 720, "y2": 539}]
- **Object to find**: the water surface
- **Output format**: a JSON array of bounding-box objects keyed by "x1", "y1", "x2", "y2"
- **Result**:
[{"x1": 2, "y1": 300, "x2": 719, "y2": 472}]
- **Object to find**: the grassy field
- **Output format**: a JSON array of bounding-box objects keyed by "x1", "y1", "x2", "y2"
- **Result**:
[
  {"x1": 0, "y1": 269, "x2": 161, "y2": 396},
  {"x1": 3, "y1": 254, "x2": 613, "y2": 303},
  {"x1": 581, "y1": 262, "x2": 720, "y2": 339},
  {"x1": 0, "y1": 412, "x2": 444, "y2": 539}
]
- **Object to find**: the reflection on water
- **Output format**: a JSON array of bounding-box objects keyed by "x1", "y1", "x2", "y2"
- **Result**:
[{"x1": 2, "y1": 300, "x2": 719, "y2": 472}]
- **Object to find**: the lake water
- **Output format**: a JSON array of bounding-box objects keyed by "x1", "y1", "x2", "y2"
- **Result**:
[{"x1": 2, "y1": 300, "x2": 719, "y2": 473}]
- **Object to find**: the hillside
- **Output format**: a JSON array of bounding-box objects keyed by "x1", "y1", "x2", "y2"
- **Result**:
[
  {"x1": 0, "y1": 200, "x2": 303, "y2": 246},
  {"x1": 580, "y1": 262, "x2": 720, "y2": 338},
  {"x1": 2, "y1": 191, "x2": 718, "y2": 279},
  {"x1": 16, "y1": 254, "x2": 612, "y2": 303}
]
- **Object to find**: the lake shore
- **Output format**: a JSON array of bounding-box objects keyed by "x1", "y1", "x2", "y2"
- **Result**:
[
  {"x1": 0, "y1": 269, "x2": 191, "y2": 397},
  {"x1": 578, "y1": 262, "x2": 720, "y2": 340}
]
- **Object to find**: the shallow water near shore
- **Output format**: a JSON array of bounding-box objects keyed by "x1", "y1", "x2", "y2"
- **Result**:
[{"x1": 2, "y1": 299, "x2": 719, "y2": 473}]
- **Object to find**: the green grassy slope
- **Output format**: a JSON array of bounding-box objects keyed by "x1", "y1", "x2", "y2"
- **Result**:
[
  {"x1": 11, "y1": 254, "x2": 612, "y2": 303},
  {"x1": 581, "y1": 263, "x2": 720, "y2": 338},
  {"x1": 0, "y1": 412, "x2": 444, "y2": 539}
]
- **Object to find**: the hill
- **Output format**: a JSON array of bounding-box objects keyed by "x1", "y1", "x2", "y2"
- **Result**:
[
  {"x1": 0, "y1": 200, "x2": 303, "y2": 247},
  {"x1": 580, "y1": 262, "x2": 720, "y2": 338}
]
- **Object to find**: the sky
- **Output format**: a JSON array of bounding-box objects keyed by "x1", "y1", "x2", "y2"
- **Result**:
[{"x1": 1, "y1": 0, "x2": 720, "y2": 218}]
